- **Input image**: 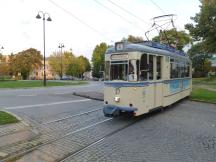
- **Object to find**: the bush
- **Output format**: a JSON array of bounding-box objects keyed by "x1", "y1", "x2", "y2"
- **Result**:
[{"x1": 0, "y1": 75, "x2": 12, "y2": 81}]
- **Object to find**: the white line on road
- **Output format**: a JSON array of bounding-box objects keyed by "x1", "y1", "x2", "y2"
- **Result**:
[
  {"x1": 17, "y1": 94, "x2": 37, "y2": 97},
  {"x1": 4, "y1": 99, "x2": 91, "y2": 110},
  {"x1": 54, "y1": 92, "x2": 71, "y2": 95}
]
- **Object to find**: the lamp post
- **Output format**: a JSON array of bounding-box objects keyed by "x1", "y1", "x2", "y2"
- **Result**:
[
  {"x1": 36, "y1": 11, "x2": 52, "y2": 86},
  {"x1": 58, "y1": 43, "x2": 64, "y2": 80},
  {"x1": 0, "y1": 46, "x2": 3, "y2": 53}
]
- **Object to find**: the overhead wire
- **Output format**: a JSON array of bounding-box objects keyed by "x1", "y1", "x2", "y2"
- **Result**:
[
  {"x1": 94, "y1": 0, "x2": 132, "y2": 24},
  {"x1": 106, "y1": 0, "x2": 150, "y2": 25},
  {"x1": 149, "y1": 0, "x2": 166, "y2": 14},
  {"x1": 48, "y1": 0, "x2": 114, "y2": 42},
  {"x1": 93, "y1": 0, "x2": 146, "y2": 32}
]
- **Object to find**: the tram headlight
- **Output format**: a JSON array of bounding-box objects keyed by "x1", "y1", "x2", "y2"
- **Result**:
[{"x1": 114, "y1": 96, "x2": 120, "y2": 102}]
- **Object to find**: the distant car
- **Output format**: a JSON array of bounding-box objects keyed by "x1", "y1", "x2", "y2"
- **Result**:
[{"x1": 61, "y1": 76, "x2": 72, "y2": 80}]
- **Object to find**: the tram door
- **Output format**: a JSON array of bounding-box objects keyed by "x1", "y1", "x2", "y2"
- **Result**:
[{"x1": 140, "y1": 54, "x2": 163, "y2": 110}]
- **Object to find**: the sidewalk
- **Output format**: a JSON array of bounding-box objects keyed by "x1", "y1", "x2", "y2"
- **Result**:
[{"x1": 0, "y1": 117, "x2": 37, "y2": 159}]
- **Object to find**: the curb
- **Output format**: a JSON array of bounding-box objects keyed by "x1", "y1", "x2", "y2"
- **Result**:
[
  {"x1": 0, "y1": 109, "x2": 29, "y2": 127},
  {"x1": 73, "y1": 92, "x2": 104, "y2": 101},
  {"x1": 189, "y1": 98, "x2": 216, "y2": 105}
]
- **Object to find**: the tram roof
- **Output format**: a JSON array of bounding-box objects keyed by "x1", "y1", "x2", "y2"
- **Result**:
[{"x1": 106, "y1": 41, "x2": 190, "y2": 60}]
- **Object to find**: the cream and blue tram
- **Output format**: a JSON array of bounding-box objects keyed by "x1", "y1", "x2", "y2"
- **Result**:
[{"x1": 103, "y1": 41, "x2": 192, "y2": 117}]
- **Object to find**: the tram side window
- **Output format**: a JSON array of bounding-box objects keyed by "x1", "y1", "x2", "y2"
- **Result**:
[
  {"x1": 140, "y1": 54, "x2": 148, "y2": 81},
  {"x1": 170, "y1": 58, "x2": 190, "y2": 78},
  {"x1": 170, "y1": 62, "x2": 178, "y2": 78},
  {"x1": 156, "y1": 56, "x2": 162, "y2": 80},
  {"x1": 149, "y1": 55, "x2": 154, "y2": 80},
  {"x1": 185, "y1": 65, "x2": 190, "y2": 77}
]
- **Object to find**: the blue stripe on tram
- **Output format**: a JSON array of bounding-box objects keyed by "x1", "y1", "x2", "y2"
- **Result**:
[{"x1": 104, "y1": 78, "x2": 191, "y2": 88}]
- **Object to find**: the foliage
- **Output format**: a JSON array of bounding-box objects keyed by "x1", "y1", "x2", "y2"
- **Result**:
[
  {"x1": 49, "y1": 51, "x2": 75, "y2": 78},
  {"x1": 0, "y1": 54, "x2": 9, "y2": 76},
  {"x1": 185, "y1": 2, "x2": 216, "y2": 53},
  {"x1": 0, "y1": 111, "x2": 19, "y2": 125},
  {"x1": 122, "y1": 35, "x2": 144, "y2": 43},
  {"x1": 188, "y1": 42, "x2": 212, "y2": 77},
  {"x1": 10, "y1": 48, "x2": 42, "y2": 79},
  {"x1": 66, "y1": 55, "x2": 90, "y2": 78},
  {"x1": 66, "y1": 59, "x2": 80, "y2": 77},
  {"x1": 152, "y1": 29, "x2": 192, "y2": 50},
  {"x1": 91, "y1": 42, "x2": 108, "y2": 78},
  {"x1": 49, "y1": 51, "x2": 91, "y2": 78}
]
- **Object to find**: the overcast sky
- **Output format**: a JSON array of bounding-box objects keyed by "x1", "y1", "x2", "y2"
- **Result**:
[{"x1": 0, "y1": 0, "x2": 200, "y2": 60}]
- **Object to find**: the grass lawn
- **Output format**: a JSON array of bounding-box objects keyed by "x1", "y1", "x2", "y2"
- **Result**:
[
  {"x1": 0, "y1": 111, "x2": 19, "y2": 125},
  {"x1": 190, "y1": 87, "x2": 216, "y2": 103},
  {"x1": 0, "y1": 80, "x2": 88, "y2": 89},
  {"x1": 191, "y1": 77, "x2": 216, "y2": 103}
]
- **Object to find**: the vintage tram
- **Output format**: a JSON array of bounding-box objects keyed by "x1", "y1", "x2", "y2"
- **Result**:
[{"x1": 103, "y1": 41, "x2": 192, "y2": 117}]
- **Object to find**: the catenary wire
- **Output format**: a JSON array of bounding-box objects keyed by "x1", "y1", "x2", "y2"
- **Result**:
[
  {"x1": 93, "y1": 0, "x2": 146, "y2": 33},
  {"x1": 150, "y1": 0, "x2": 166, "y2": 14},
  {"x1": 107, "y1": 0, "x2": 150, "y2": 25},
  {"x1": 48, "y1": 0, "x2": 114, "y2": 42}
]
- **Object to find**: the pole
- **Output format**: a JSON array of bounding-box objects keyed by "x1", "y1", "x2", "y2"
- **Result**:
[
  {"x1": 61, "y1": 47, "x2": 63, "y2": 79},
  {"x1": 43, "y1": 14, "x2": 46, "y2": 86}
]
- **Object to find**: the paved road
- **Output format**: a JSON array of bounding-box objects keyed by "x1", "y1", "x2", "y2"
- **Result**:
[
  {"x1": 0, "y1": 82, "x2": 215, "y2": 162},
  {"x1": 0, "y1": 81, "x2": 103, "y2": 108}
]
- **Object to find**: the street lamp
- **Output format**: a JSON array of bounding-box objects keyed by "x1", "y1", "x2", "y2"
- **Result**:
[
  {"x1": 0, "y1": 46, "x2": 4, "y2": 55},
  {"x1": 36, "y1": 11, "x2": 52, "y2": 86},
  {"x1": 58, "y1": 43, "x2": 64, "y2": 80}
]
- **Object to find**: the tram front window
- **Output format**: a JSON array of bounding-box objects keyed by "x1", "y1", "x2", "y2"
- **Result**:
[{"x1": 110, "y1": 62, "x2": 128, "y2": 81}]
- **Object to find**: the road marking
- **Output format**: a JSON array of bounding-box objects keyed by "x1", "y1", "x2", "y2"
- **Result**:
[
  {"x1": 4, "y1": 99, "x2": 91, "y2": 110},
  {"x1": 54, "y1": 92, "x2": 69, "y2": 95},
  {"x1": 18, "y1": 94, "x2": 37, "y2": 97}
]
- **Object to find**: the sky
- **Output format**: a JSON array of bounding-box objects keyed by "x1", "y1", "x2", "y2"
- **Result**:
[{"x1": 0, "y1": 0, "x2": 201, "y2": 60}]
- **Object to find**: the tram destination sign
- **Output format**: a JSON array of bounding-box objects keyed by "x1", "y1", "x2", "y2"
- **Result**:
[{"x1": 111, "y1": 53, "x2": 128, "y2": 60}]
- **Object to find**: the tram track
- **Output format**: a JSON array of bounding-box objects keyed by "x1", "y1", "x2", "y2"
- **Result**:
[
  {"x1": 2, "y1": 114, "x2": 143, "y2": 162},
  {"x1": 59, "y1": 116, "x2": 142, "y2": 162},
  {"x1": 42, "y1": 107, "x2": 103, "y2": 125},
  {"x1": 1, "y1": 118, "x2": 113, "y2": 162},
  {"x1": 0, "y1": 104, "x2": 103, "y2": 143},
  {"x1": 0, "y1": 104, "x2": 105, "y2": 160}
]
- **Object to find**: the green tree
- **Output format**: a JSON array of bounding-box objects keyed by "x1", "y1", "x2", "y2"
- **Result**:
[
  {"x1": 66, "y1": 58, "x2": 80, "y2": 77},
  {"x1": 185, "y1": 1, "x2": 216, "y2": 53},
  {"x1": 0, "y1": 54, "x2": 9, "y2": 78},
  {"x1": 49, "y1": 51, "x2": 75, "y2": 78},
  {"x1": 188, "y1": 42, "x2": 212, "y2": 77},
  {"x1": 13, "y1": 48, "x2": 42, "y2": 79},
  {"x1": 152, "y1": 29, "x2": 192, "y2": 50},
  {"x1": 122, "y1": 35, "x2": 144, "y2": 43},
  {"x1": 91, "y1": 42, "x2": 108, "y2": 78},
  {"x1": 66, "y1": 55, "x2": 91, "y2": 78},
  {"x1": 77, "y1": 56, "x2": 91, "y2": 73}
]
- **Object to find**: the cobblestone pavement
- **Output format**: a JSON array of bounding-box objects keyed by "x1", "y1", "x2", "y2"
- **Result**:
[
  {"x1": 1, "y1": 88, "x2": 216, "y2": 162},
  {"x1": 63, "y1": 100, "x2": 216, "y2": 162}
]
